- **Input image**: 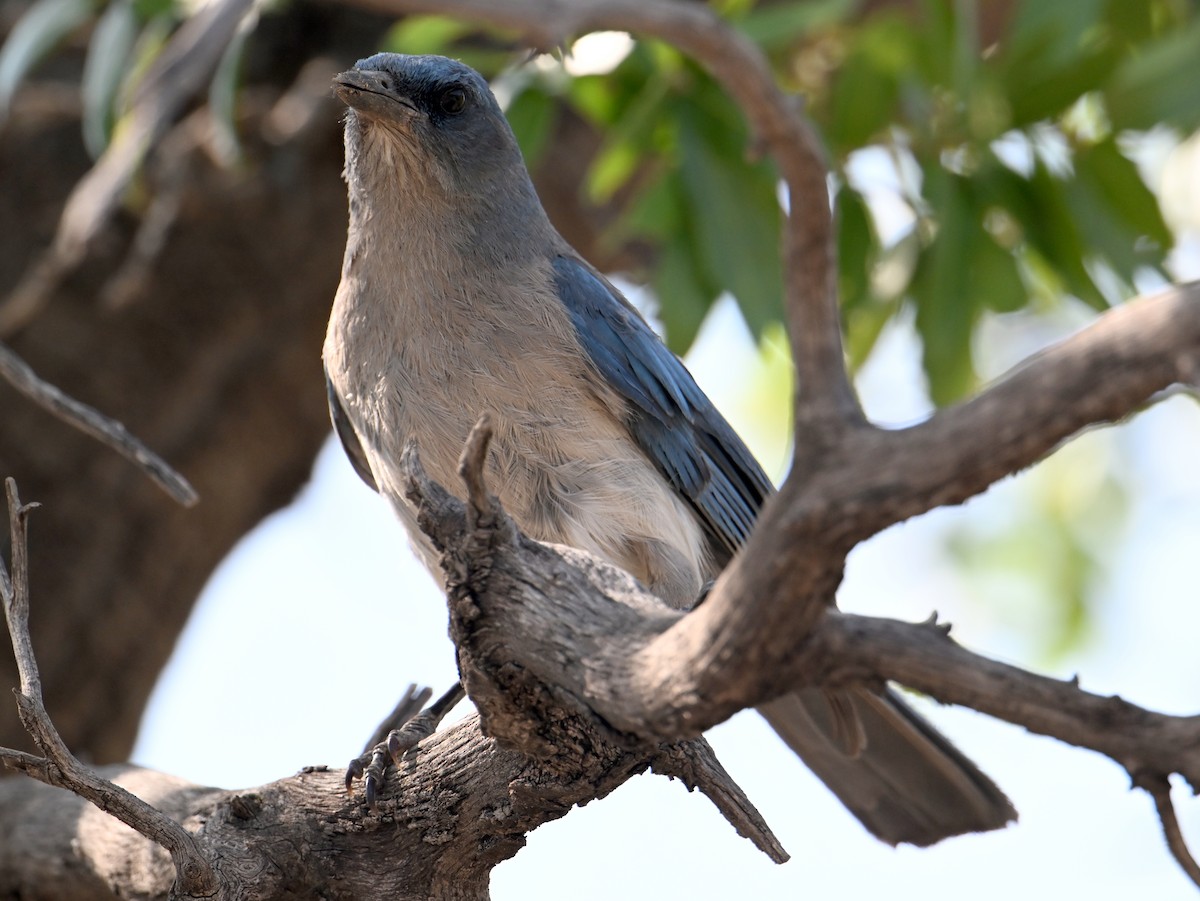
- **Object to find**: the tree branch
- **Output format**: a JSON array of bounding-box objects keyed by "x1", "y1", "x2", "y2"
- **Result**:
[
  {"x1": 843, "y1": 281, "x2": 1200, "y2": 538},
  {"x1": 399, "y1": 421, "x2": 787, "y2": 863},
  {"x1": 1135, "y1": 773, "x2": 1200, "y2": 890},
  {"x1": 0, "y1": 472, "x2": 785, "y2": 896},
  {"x1": 636, "y1": 280, "x2": 1200, "y2": 740},
  {"x1": 397, "y1": 423, "x2": 1200, "y2": 884},
  {"x1": 0, "y1": 345, "x2": 197, "y2": 506},
  {"x1": 810, "y1": 612, "x2": 1200, "y2": 790},
  {"x1": 0, "y1": 479, "x2": 215, "y2": 897}
]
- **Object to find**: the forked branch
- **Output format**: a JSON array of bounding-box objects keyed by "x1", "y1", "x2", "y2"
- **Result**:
[{"x1": 0, "y1": 479, "x2": 214, "y2": 896}]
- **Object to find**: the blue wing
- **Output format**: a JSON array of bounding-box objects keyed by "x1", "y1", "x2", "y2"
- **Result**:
[{"x1": 552, "y1": 256, "x2": 773, "y2": 558}]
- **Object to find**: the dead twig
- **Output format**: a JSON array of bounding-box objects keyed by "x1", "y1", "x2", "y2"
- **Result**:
[
  {"x1": 0, "y1": 479, "x2": 214, "y2": 896},
  {"x1": 0, "y1": 344, "x2": 197, "y2": 506},
  {"x1": 1134, "y1": 772, "x2": 1200, "y2": 889}
]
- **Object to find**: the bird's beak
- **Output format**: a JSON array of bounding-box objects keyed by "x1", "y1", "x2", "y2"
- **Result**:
[{"x1": 332, "y1": 69, "x2": 418, "y2": 120}]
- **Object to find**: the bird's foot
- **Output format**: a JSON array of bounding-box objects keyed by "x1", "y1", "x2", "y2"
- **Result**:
[{"x1": 345, "y1": 682, "x2": 466, "y2": 808}]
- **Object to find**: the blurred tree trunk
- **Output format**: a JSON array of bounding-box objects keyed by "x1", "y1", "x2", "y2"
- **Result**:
[{"x1": 0, "y1": 3, "x2": 393, "y2": 762}]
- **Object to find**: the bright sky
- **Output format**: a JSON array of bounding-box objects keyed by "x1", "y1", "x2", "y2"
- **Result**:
[{"x1": 134, "y1": 292, "x2": 1200, "y2": 900}]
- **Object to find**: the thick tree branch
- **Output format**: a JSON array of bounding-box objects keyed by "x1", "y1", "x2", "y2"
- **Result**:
[
  {"x1": 399, "y1": 423, "x2": 1200, "y2": 883},
  {"x1": 639, "y1": 280, "x2": 1200, "y2": 740},
  {"x1": 840, "y1": 281, "x2": 1200, "y2": 537},
  {"x1": 400, "y1": 421, "x2": 787, "y2": 863},
  {"x1": 0, "y1": 474, "x2": 784, "y2": 897}
]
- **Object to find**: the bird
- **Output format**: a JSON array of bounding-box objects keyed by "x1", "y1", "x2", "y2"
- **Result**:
[{"x1": 323, "y1": 51, "x2": 1016, "y2": 847}]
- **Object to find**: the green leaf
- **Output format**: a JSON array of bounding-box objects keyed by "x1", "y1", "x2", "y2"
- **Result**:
[
  {"x1": 653, "y1": 236, "x2": 716, "y2": 353},
  {"x1": 971, "y1": 226, "x2": 1027, "y2": 314},
  {"x1": 81, "y1": 0, "x2": 138, "y2": 157},
  {"x1": 845, "y1": 296, "x2": 899, "y2": 374},
  {"x1": 836, "y1": 186, "x2": 874, "y2": 315},
  {"x1": 1105, "y1": 20, "x2": 1200, "y2": 131},
  {"x1": 382, "y1": 15, "x2": 473, "y2": 56},
  {"x1": 131, "y1": 0, "x2": 175, "y2": 21},
  {"x1": 1077, "y1": 138, "x2": 1170, "y2": 246},
  {"x1": 1063, "y1": 137, "x2": 1172, "y2": 287},
  {"x1": 379, "y1": 15, "x2": 514, "y2": 74},
  {"x1": 504, "y1": 86, "x2": 558, "y2": 169},
  {"x1": 1008, "y1": 0, "x2": 1108, "y2": 69},
  {"x1": 1102, "y1": 0, "x2": 1158, "y2": 45},
  {"x1": 621, "y1": 172, "x2": 720, "y2": 353},
  {"x1": 676, "y1": 99, "x2": 782, "y2": 340},
  {"x1": 0, "y1": 0, "x2": 94, "y2": 122},
  {"x1": 1000, "y1": 44, "x2": 1119, "y2": 128},
  {"x1": 620, "y1": 166, "x2": 679, "y2": 239},
  {"x1": 911, "y1": 166, "x2": 978, "y2": 405},
  {"x1": 207, "y1": 23, "x2": 248, "y2": 166},
  {"x1": 976, "y1": 157, "x2": 1107, "y2": 310},
  {"x1": 737, "y1": 0, "x2": 854, "y2": 49},
  {"x1": 566, "y1": 74, "x2": 616, "y2": 126},
  {"x1": 588, "y1": 140, "x2": 640, "y2": 203},
  {"x1": 585, "y1": 74, "x2": 671, "y2": 201},
  {"x1": 826, "y1": 19, "x2": 911, "y2": 150},
  {"x1": 996, "y1": 0, "x2": 1122, "y2": 127}
]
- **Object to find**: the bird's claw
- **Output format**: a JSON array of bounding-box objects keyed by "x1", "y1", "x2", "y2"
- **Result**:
[
  {"x1": 345, "y1": 683, "x2": 466, "y2": 809},
  {"x1": 345, "y1": 733, "x2": 412, "y2": 810}
]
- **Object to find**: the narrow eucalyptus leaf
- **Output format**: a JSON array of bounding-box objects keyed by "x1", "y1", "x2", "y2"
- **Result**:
[
  {"x1": 81, "y1": 0, "x2": 137, "y2": 158},
  {"x1": 0, "y1": 0, "x2": 94, "y2": 122}
]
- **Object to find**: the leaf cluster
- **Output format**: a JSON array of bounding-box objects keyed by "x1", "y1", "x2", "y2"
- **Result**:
[{"x1": 383, "y1": 1, "x2": 1198, "y2": 405}]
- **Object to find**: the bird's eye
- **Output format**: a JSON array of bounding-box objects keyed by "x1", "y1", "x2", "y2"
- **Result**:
[{"x1": 439, "y1": 87, "x2": 467, "y2": 115}]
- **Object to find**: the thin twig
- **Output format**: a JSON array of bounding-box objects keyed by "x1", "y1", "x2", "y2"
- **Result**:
[
  {"x1": 652, "y1": 738, "x2": 789, "y2": 864},
  {"x1": 0, "y1": 480, "x2": 38, "y2": 697},
  {"x1": 0, "y1": 343, "x2": 197, "y2": 506},
  {"x1": 0, "y1": 479, "x2": 216, "y2": 896},
  {"x1": 1134, "y1": 772, "x2": 1200, "y2": 889}
]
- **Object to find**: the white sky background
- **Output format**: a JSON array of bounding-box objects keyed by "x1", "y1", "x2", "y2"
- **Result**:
[{"x1": 134, "y1": 36, "x2": 1200, "y2": 901}]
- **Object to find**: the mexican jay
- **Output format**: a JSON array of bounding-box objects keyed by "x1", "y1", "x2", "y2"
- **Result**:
[{"x1": 324, "y1": 52, "x2": 1015, "y2": 846}]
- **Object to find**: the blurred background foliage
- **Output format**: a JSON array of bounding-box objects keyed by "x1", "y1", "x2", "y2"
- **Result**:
[{"x1": 3, "y1": 0, "x2": 1198, "y2": 663}]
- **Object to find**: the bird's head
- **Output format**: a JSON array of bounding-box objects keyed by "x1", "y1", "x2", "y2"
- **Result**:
[{"x1": 333, "y1": 53, "x2": 525, "y2": 195}]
